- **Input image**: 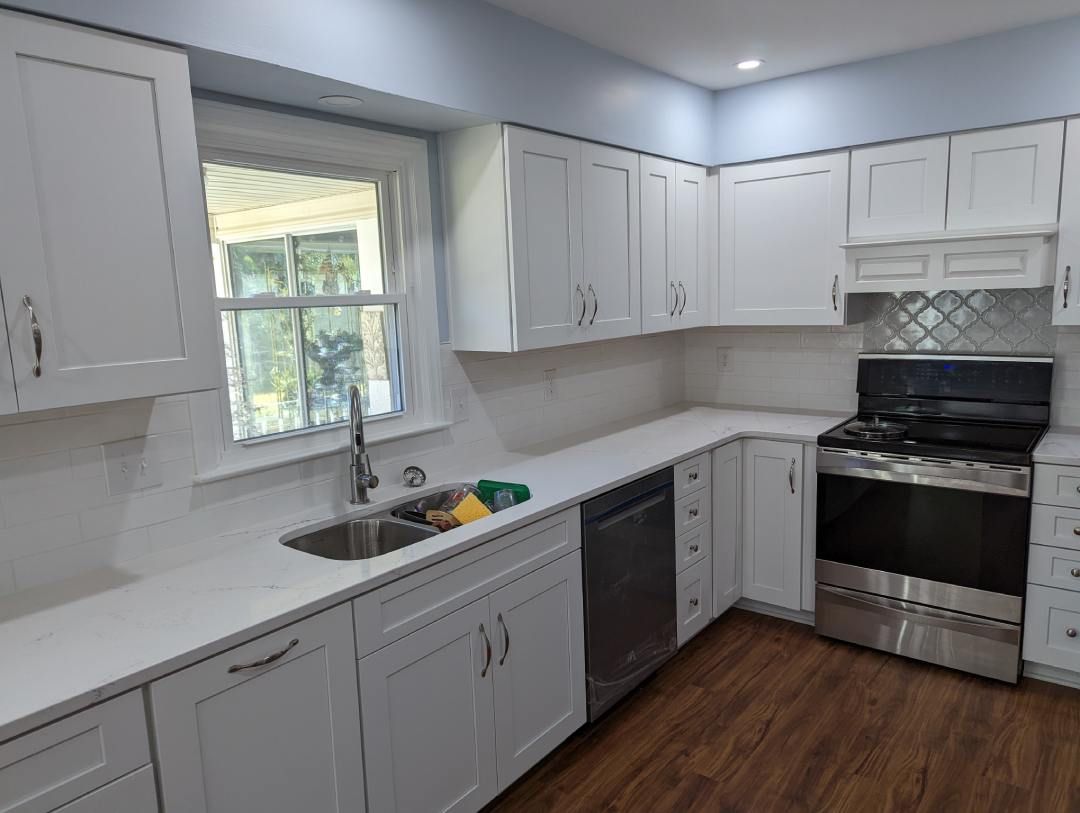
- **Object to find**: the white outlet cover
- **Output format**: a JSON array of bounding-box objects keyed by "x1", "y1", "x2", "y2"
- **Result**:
[
  {"x1": 449, "y1": 384, "x2": 469, "y2": 423},
  {"x1": 717, "y1": 350, "x2": 730, "y2": 370},
  {"x1": 103, "y1": 437, "x2": 162, "y2": 496}
]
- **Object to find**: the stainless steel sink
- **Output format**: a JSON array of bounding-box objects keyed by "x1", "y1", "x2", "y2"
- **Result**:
[
  {"x1": 281, "y1": 518, "x2": 438, "y2": 561},
  {"x1": 388, "y1": 483, "x2": 477, "y2": 525}
]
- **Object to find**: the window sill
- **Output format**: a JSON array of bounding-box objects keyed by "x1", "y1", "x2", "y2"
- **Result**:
[{"x1": 192, "y1": 419, "x2": 453, "y2": 485}]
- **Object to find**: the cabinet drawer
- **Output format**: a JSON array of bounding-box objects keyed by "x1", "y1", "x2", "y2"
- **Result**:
[
  {"x1": 0, "y1": 692, "x2": 149, "y2": 813},
  {"x1": 676, "y1": 559, "x2": 712, "y2": 647},
  {"x1": 1033, "y1": 464, "x2": 1080, "y2": 509},
  {"x1": 1024, "y1": 584, "x2": 1080, "y2": 672},
  {"x1": 674, "y1": 453, "x2": 709, "y2": 499},
  {"x1": 675, "y1": 490, "x2": 709, "y2": 535},
  {"x1": 1030, "y1": 503, "x2": 1080, "y2": 551},
  {"x1": 53, "y1": 766, "x2": 156, "y2": 813},
  {"x1": 676, "y1": 523, "x2": 709, "y2": 573},
  {"x1": 1029, "y1": 545, "x2": 1080, "y2": 593},
  {"x1": 354, "y1": 507, "x2": 581, "y2": 656}
]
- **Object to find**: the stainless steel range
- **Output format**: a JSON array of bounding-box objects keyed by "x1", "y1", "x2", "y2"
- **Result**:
[{"x1": 814, "y1": 354, "x2": 1053, "y2": 683}]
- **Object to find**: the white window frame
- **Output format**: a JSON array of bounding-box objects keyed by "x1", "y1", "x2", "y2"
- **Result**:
[{"x1": 189, "y1": 100, "x2": 445, "y2": 482}]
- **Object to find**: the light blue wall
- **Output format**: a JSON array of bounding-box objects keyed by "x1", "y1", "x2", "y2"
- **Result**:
[
  {"x1": 713, "y1": 15, "x2": 1080, "y2": 164},
  {"x1": 5, "y1": 0, "x2": 715, "y2": 164}
]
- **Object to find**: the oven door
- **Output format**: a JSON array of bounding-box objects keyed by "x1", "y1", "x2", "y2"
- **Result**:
[{"x1": 815, "y1": 448, "x2": 1031, "y2": 623}]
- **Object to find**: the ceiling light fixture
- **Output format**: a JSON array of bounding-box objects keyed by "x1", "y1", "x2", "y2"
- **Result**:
[
  {"x1": 735, "y1": 59, "x2": 764, "y2": 71},
  {"x1": 318, "y1": 94, "x2": 365, "y2": 108}
]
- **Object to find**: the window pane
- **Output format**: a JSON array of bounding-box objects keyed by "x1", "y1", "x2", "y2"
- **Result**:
[
  {"x1": 293, "y1": 229, "x2": 373, "y2": 296},
  {"x1": 227, "y1": 238, "x2": 289, "y2": 298},
  {"x1": 301, "y1": 305, "x2": 402, "y2": 426},
  {"x1": 221, "y1": 309, "x2": 303, "y2": 441}
]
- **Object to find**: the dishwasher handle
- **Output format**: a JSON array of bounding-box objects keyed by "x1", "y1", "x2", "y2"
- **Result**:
[{"x1": 594, "y1": 491, "x2": 668, "y2": 532}]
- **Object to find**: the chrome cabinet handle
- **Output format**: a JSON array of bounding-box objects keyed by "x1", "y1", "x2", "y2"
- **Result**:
[
  {"x1": 498, "y1": 612, "x2": 510, "y2": 665},
  {"x1": 677, "y1": 281, "x2": 687, "y2": 315},
  {"x1": 688, "y1": 471, "x2": 698, "y2": 482},
  {"x1": 1065, "y1": 265, "x2": 1071, "y2": 310},
  {"x1": 1073, "y1": 527, "x2": 1080, "y2": 535},
  {"x1": 689, "y1": 543, "x2": 700, "y2": 554},
  {"x1": 689, "y1": 597, "x2": 700, "y2": 608},
  {"x1": 227, "y1": 638, "x2": 299, "y2": 673},
  {"x1": 832, "y1": 275, "x2": 839, "y2": 312},
  {"x1": 479, "y1": 623, "x2": 492, "y2": 677},
  {"x1": 575, "y1": 284, "x2": 586, "y2": 326},
  {"x1": 1071, "y1": 567, "x2": 1080, "y2": 578},
  {"x1": 588, "y1": 284, "x2": 598, "y2": 325},
  {"x1": 688, "y1": 507, "x2": 699, "y2": 519},
  {"x1": 789, "y1": 458, "x2": 796, "y2": 494},
  {"x1": 23, "y1": 296, "x2": 42, "y2": 378},
  {"x1": 669, "y1": 282, "x2": 678, "y2": 317},
  {"x1": 1067, "y1": 627, "x2": 1078, "y2": 639}
]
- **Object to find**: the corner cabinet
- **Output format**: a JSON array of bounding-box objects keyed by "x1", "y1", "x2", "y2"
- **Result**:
[
  {"x1": 0, "y1": 10, "x2": 218, "y2": 414},
  {"x1": 717, "y1": 153, "x2": 848, "y2": 325},
  {"x1": 741, "y1": 439, "x2": 804, "y2": 610},
  {"x1": 150, "y1": 604, "x2": 366, "y2": 813}
]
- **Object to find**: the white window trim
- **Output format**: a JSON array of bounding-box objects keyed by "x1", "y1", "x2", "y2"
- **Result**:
[{"x1": 189, "y1": 100, "x2": 445, "y2": 483}]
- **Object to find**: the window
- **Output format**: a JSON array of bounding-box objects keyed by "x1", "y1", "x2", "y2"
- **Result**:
[
  {"x1": 205, "y1": 164, "x2": 404, "y2": 441},
  {"x1": 190, "y1": 101, "x2": 442, "y2": 480}
]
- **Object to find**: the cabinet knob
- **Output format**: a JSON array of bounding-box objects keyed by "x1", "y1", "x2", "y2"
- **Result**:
[
  {"x1": 688, "y1": 471, "x2": 698, "y2": 482},
  {"x1": 688, "y1": 508, "x2": 698, "y2": 519},
  {"x1": 1067, "y1": 628, "x2": 1078, "y2": 639},
  {"x1": 1073, "y1": 527, "x2": 1080, "y2": 536},
  {"x1": 689, "y1": 543, "x2": 700, "y2": 554},
  {"x1": 689, "y1": 597, "x2": 699, "y2": 608},
  {"x1": 1071, "y1": 568, "x2": 1080, "y2": 578}
]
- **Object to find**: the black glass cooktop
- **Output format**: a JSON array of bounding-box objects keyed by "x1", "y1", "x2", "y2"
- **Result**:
[{"x1": 819, "y1": 415, "x2": 1046, "y2": 466}]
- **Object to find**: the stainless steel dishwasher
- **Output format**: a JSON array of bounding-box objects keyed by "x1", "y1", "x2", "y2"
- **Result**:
[{"x1": 581, "y1": 467, "x2": 676, "y2": 721}]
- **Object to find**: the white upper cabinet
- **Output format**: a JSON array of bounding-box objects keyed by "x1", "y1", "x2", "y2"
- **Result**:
[
  {"x1": 946, "y1": 121, "x2": 1064, "y2": 231},
  {"x1": 0, "y1": 11, "x2": 218, "y2": 413},
  {"x1": 580, "y1": 144, "x2": 641, "y2": 340},
  {"x1": 675, "y1": 164, "x2": 709, "y2": 328},
  {"x1": 848, "y1": 137, "x2": 948, "y2": 238},
  {"x1": 718, "y1": 152, "x2": 848, "y2": 326},
  {"x1": 505, "y1": 127, "x2": 585, "y2": 351},
  {"x1": 1054, "y1": 119, "x2": 1080, "y2": 325}
]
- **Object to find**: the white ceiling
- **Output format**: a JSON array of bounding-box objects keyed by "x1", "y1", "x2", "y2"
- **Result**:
[{"x1": 484, "y1": 0, "x2": 1080, "y2": 89}]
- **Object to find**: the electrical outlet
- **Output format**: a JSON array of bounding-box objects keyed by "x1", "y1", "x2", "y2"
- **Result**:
[
  {"x1": 449, "y1": 384, "x2": 469, "y2": 423},
  {"x1": 543, "y1": 369, "x2": 557, "y2": 401},
  {"x1": 103, "y1": 437, "x2": 162, "y2": 496},
  {"x1": 717, "y1": 350, "x2": 730, "y2": 370}
]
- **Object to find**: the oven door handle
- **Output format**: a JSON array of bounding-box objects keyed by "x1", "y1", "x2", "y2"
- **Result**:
[
  {"x1": 817, "y1": 584, "x2": 1019, "y2": 642},
  {"x1": 816, "y1": 449, "x2": 1030, "y2": 498}
]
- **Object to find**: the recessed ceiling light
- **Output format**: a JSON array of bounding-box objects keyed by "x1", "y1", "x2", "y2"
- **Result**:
[
  {"x1": 735, "y1": 59, "x2": 764, "y2": 71},
  {"x1": 318, "y1": 94, "x2": 365, "y2": 108}
]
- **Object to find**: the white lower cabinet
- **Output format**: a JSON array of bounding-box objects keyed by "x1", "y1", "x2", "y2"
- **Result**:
[
  {"x1": 741, "y1": 439, "x2": 804, "y2": 610},
  {"x1": 358, "y1": 551, "x2": 586, "y2": 812},
  {"x1": 676, "y1": 558, "x2": 712, "y2": 646},
  {"x1": 712, "y1": 441, "x2": 742, "y2": 616},
  {"x1": 150, "y1": 604, "x2": 366, "y2": 813}
]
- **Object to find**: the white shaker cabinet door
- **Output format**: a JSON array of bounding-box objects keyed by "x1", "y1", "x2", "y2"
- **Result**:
[
  {"x1": 742, "y1": 439, "x2": 804, "y2": 610},
  {"x1": 640, "y1": 156, "x2": 678, "y2": 334},
  {"x1": 674, "y1": 163, "x2": 709, "y2": 328},
  {"x1": 946, "y1": 121, "x2": 1064, "y2": 231},
  {"x1": 1054, "y1": 119, "x2": 1080, "y2": 325},
  {"x1": 581, "y1": 143, "x2": 640, "y2": 340},
  {"x1": 712, "y1": 441, "x2": 742, "y2": 616},
  {"x1": 504, "y1": 126, "x2": 585, "y2": 351},
  {"x1": 358, "y1": 597, "x2": 498, "y2": 813},
  {"x1": 151, "y1": 604, "x2": 366, "y2": 813},
  {"x1": 0, "y1": 11, "x2": 217, "y2": 412},
  {"x1": 490, "y1": 552, "x2": 586, "y2": 791},
  {"x1": 718, "y1": 153, "x2": 848, "y2": 326},
  {"x1": 848, "y1": 137, "x2": 948, "y2": 238}
]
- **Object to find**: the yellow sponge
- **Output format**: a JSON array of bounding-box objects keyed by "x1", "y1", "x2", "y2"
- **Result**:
[{"x1": 450, "y1": 493, "x2": 493, "y2": 525}]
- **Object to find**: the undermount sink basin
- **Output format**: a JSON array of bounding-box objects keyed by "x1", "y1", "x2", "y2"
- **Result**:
[{"x1": 281, "y1": 518, "x2": 438, "y2": 561}]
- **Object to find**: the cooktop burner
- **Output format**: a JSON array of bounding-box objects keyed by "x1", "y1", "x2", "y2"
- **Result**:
[{"x1": 842, "y1": 418, "x2": 907, "y2": 441}]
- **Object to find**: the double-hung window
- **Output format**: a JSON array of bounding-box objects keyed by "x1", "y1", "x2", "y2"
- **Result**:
[{"x1": 191, "y1": 101, "x2": 442, "y2": 479}]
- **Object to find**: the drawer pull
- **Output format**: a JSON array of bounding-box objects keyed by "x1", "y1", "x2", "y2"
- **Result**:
[
  {"x1": 689, "y1": 597, "x2": 699, "y2": 608},
  {"x1": 688, "y1": 507, "x2": 699, "y2": 519},
  {"x1": 228, "y1": 638, "x2": 299, "y2": 673},
  {"x1": 688, "y1": 470, "x2": 698, "y2": 482},
  {"x1": 689, "y1": 543, "x2": 700, "y2": 554},
  {"x1": 1072, "y1": 568, "x2": 1080, "y2": 578},
  {"x1": 1067, "y1": 628, "x2": 1078, "y2": 639},
  {"x1": 1073, "y1": 527, "x2": 1080, "y2": 536}
]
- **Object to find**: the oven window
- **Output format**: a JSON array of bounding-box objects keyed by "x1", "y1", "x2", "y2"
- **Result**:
[{"x1": 817, "y1": 474, "x2": 1029, "y2": 597}]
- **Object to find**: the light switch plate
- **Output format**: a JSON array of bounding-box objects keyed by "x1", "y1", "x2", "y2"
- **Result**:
[
  {"x1": 103, "y1": 437, "x2": 162, "y2": 496},
  {"x1": 449, "y1": 385, "x2": 469, "y2": 423}
]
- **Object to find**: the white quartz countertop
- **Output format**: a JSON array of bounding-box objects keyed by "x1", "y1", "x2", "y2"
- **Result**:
[
  {"x1": 0, "y1": 406, "x2": 841, "y2": 743},
  {"x1": 1034, "y1": 428, "x2": 1080, "y2": 466}
]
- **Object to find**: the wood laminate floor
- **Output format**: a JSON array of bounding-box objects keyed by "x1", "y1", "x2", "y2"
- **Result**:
[{"x1": 488, "y1": 609, "x2": 1080, "y2": 812}]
